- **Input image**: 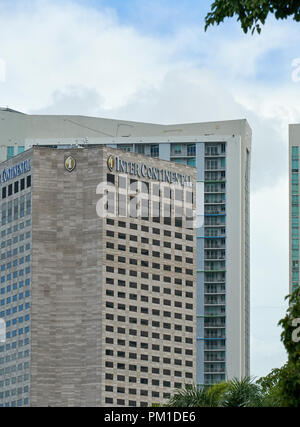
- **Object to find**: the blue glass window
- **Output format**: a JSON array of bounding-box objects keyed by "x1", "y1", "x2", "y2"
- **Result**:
[{"x1": 7, "y1": 147, "x2": 14, "y2": 160}]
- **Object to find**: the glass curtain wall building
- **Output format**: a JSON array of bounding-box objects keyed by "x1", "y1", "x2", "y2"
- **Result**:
[
  {"x1": 289, "y1": 124, "x2": 300, "y2": 294},
  {"x1": 0, "y1": 167, "x2": 32, "y2": 407}
]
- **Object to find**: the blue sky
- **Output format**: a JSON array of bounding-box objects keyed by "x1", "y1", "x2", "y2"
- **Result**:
[
  {"x1": 76, "y1": 0, "x2": 213, "y2": 31},
  {"x1": 1, "y1": 0, "x2": 300, "y2": 379},
  {"x1": 71, "y1": 0, "x2": 299, "y2": 86}
]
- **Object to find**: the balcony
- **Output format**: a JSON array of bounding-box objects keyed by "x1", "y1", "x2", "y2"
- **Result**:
[
  {"x1": 204, "y1": 345, "x2": 226, "y2": 351},
  {"x1": 204, "y1": 323, "x2": 226, "y2": 328},
  {"x1": 204, "y1": 356, "x2": 226, "y2": 362}
]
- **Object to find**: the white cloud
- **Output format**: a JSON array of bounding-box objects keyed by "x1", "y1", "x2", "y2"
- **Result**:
[{"x1": 0, "y1": 0, "x2": 189, "y2": 111}]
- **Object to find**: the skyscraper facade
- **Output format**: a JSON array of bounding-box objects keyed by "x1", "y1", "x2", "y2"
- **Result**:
[
  {"x1": 0, "y1": 108, "x2": 251, "y2": 387},
  {"x1": 289, "y1": 124, "x2": 300, "y2": 295},
  {"x1": 0, "y1": 145, "x2": 197, "y2": 407}
]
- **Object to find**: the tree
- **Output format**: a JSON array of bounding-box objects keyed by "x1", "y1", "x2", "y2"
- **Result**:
[
  {"x1": 257, "y1": 288, "x2": 300, "y2": 407},
  {"x1": 165, "y1": 384, "x2": 221, "y2": 407},
  {"x1": 205, "y1": 1, "x2": 300, "y2": 34},
  {"x1": 276, "y1": 287, "x2": 300, "y2": 406},
  {"x1": 278, "y1": 287, "x2": 300, "y2": 364},
  {"x1": 255, "y1": 367, "x2": 285, "y2": 406},
  {"x1": 166, "y1": 378, "x2": 264, "y2": 407},
  {"x1": 220, "y1": 377, "x2": 264, "y2": 407}
]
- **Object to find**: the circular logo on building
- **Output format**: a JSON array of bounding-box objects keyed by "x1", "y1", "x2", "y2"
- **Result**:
[
  {"x1": 107, "y1": 156, "x2": 115, "y2": 172},
  {"x1": 65, "y1": 156, "x2": 76, "y2": 172}
]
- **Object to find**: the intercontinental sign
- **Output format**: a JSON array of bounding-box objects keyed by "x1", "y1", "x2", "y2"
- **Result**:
[
  {"x1": 107, "y1": 155, "x2": 193, "y2": 187},
  {"x1": 0, "y1": 159, "x2": 31, "y2": 185}
]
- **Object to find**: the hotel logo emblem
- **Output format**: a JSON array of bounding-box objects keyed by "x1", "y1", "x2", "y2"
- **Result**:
[
  {"x1": 65, "y1": 156, "x2": 76, "y2": 172},
  {"x1": 107, "y1": 156, "x2": 115, "y2": 172}
]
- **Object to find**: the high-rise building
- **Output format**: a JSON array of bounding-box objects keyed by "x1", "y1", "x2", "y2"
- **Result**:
[
  {"x1": 289, "y1": 124, "x2": 300, "y2": 295},
  {"x1": 0, "y1": 145, "x2": 197, "y2": 407},
  {"x1": 0, "y1": 108, "x2": 251, "y2": 386}
]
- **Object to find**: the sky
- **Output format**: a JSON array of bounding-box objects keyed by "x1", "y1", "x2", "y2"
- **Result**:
[{"x1": 1, "y1": 0, "x2": 299, "y2": 378}]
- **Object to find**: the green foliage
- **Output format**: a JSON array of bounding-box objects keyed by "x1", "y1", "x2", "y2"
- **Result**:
[
  {"x1": 257, "y1": 361, "x2": 300, "y2": 407},
  {"x1": 208, "y1": 382, "x2": 229, "y2": 403},
  {"x1": 257, "y1": 288, "x2": 300, "y2": 407},
  {"x1": 220, "y1": 377, "x2": 264, "y2": 407},
  {"x1": 277, "y1": 360, "x2": 300, "y2": 407},
  {"x1": 166, "y1": 384, "x2": 220, "y2": 407},
  {"x1": 278, "y1": 287, "x2": 300, "y2": 364},
  {"x1": 257, "y1": 367, "x2": 285, "y2": 407},
  {"x1": 205, "y1": 1, "x2": 300, "y2": 34},
  {"x1": 166, "y1": 378, "x2": 263, "y2": 407}
]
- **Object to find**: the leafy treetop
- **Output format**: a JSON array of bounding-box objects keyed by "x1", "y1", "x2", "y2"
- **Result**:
[{"x1": 205, "y1": 0, "x2": 300, "y2": 34}]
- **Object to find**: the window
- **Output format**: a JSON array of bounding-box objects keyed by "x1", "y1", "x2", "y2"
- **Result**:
[
  {"x1": 107, "y1": 174, "x2": 115, "y2": 184},
  {"x1": 7, "y1": 147, "x2": 14, "y2": 160},
  {"x1": 14, "y1": 181, "x2": 19, "y2": 194},
  {"x1": 292, "y1": 146, "x2": 299, "y2": 162},
  {"x1": 136, "y1": 144, "x2": 145, "y2": 154},
  {"x1": 151, "y1": 145, "x2": 159, "y2": 158},
  {"x1": 174, "y1": 144, "x2": 182, "y2": 154},
  {"x1": 118, "y1": 145, "x2": 132, "y2": 152},
  {"x1": 187, "y1": 158, "x2": 195, "y2": 168},
  {"x1": 26, "y1": 175, "x2": 31, "y2": 188},
  {"x1": 187, "y1": 144, "x2": 196, "y2": 156}
]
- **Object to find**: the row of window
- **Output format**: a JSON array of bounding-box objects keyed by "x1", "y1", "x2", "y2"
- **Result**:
[
  {"x1": 0, "y1": 398, "x2": 29, "y2": 407},
  {"x1": 0, "y1": 292, "x2": 30, "y2": 306},
  {"x1": 171, "y1": 144, "x2": 196, "y2": 156},
  {"x1": 1, "y1": 175, "x2": 31, "y2": 199},
  {"x1": 0, "y1": 316, "x2": 30, "y2": 331},
  {"x1": 0, "y1": 279, "x2": 30, "y2": 295},
  {"x1": 105, "y1": 367, "x2": 192, "y2": 378},
  {"x1": 104, "y1": 397, "x2": 162, "y2": 407},
  {"x1": 105, "y1": 289, "x2": 193, "y2": 299},
  {"x1": 1, "y1": 194, "x2": 31, "y2": 224},
  {"x1": 0, "y1": 386, "x2": 29, "y2": 400},
  {"x1": 1, "y1": 255, "x2": 30, "y2": 270},
  {"x1": 0, "y1": 303, "x2": 30, "y2": 321},
  {"x1": 106, "y1": 278, "x2": 194, "y2": 288},
  {"x1": 106, "y1": 244, "x2": 193, "y2": 259},
  {"x1": 1, "y1": 244, "x2": 30, "y2": 261},
  {"x1": 0, "y1": 268, "x2": 31, "y2": 284},
  {"x1": 105, "y1": 266, "x2": 193, "y2": 277},
  {"x1": 105, "y1": 346, "x2": 193, "y2": 358},
  {"x1": 106, "y1": 218, "x2": 194, "y2": 239},
  {"x1": 105, "y1": 346, "x2": 192, "y2": 359},
  {"x1": 1, "y1": 220, "x2": 31, "y2": 237},
  {"x1": 106, "y1": 209, "x2": 193, "y2": 228},
  {"x1": 105, "y1": 331, "x2": 193, "y2": 343},
  {"x1": 106, "y1": 255, "x2": 193, "y2": 266},
  {"x1": 6, "y1": 146, "x2": 25, "y2": 160},
  {"x1": 119, "y1": 144, "x2": 159, "y2": 157},
  {"x1": 0, "y1": 350, "x2": 30, "y2": 364},
  {"x1": 105, "y1": 298, "x2": 193, "y2": 312},
  {"x1": 106, "y1": 323, "x2": 193, "y2": 334},
  {"x1": 108, "y1": 174, "x2": 193, "y2": 200},
  {"x1": 106, "y1": 230, "x2": 193, "y2": 248},
  {"x1": 0, "y1": 232, "x2": 31, "y2": 248}
]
